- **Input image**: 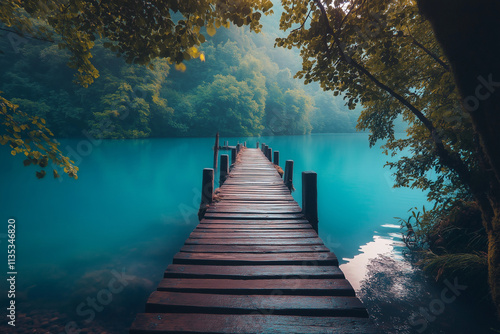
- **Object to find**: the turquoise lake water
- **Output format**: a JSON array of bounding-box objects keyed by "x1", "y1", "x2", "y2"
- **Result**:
[{"x1": 0, "y1": 134, "x2": 492, "y2": 333}]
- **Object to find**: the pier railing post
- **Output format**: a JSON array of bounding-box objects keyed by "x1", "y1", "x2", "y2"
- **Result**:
[
  {"x1": 220, "y1": 155, "x2": 229, "y2": 185},
  {"x1": 256, "y1": 141, "x2": 259, "y2": 149},
  {"x1": 284, "y1": 160, "x2": 294, "y2": 192},
  {"x1": 231, "y1": 147, "x2": 237, "y2": 165},
  {"x1": 267, "y1": 147, "x2": 272, "y2": 162},
  {"x1": 213, "y1": 132, "x2": 219, "y2": 172},
  {"x1": 274, "y1": 151, "x2": 279, "y2": 166},
  {"x1": 201, "y1": 168, "x2": 214, "y2": 206},
  {"x1": 302, "y1": 171, "x2": 318, "y2": 233},
  {"x1": 261, "y1": 143, "x2": 265, "y2": 152}
]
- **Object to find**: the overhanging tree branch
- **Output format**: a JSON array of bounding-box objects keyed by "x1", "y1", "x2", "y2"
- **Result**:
[{"x1": 313, "y1": 0, "x2": 476, "y2": 193}]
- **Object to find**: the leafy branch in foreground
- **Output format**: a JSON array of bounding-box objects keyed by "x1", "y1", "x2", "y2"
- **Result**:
[{"x1": 1, "y1": 94, "x2": 78, "y2": 179}]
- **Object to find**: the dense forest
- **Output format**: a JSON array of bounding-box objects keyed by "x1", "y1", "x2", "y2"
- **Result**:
[{"x1": 0, "y1": 12, "x2": 360, "y2": 139}]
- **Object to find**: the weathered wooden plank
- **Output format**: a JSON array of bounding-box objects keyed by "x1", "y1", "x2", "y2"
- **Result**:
[
  {"x1": 219, "y1": 189, "x2": 290, "y2": 193},
  {"x1": 180, "y1": 244, "x2": 330, "y2": 253},
  {"x1": 203, "y1": 213, "x2": 305, "y2": 220},
  {"x1": 194, "y1": 228, "x2": 313, "y2": 233},
  {"x1": 211, "y1": 203, "x2": 299, "y2": 206},
  {"x1": 130, "y1": 314, "x2": 377, "y2": 334},
  {"x1": 172, "y1": 252, "x2": 338, "y2": 266},
  {"x1": 219, "y1": 188, "x2": 288, "y2": 190},
  {"x1": 209, "y1": 205, "x2": 300, "y2": 210},
  {"x1": 199, "y1": 219, "x2": 310, "y2": 225},
  {"x1": 217, "y1": 198, "x2": 295, "y2": 202},
  {"x1": 157, "y1": 278, "x2": 354, "y2": 296},
  {"x1": 184, "y1": 237, "x2": 324, "y2": 246},
  {"x1": 164, "y1": 264, "x2": 345, "y2": 279},
  {"x1": 197, "y1": 224, "x2": 312, "y2": 229},
  {"x1": 206, "y1": 207, "x2": 302, "y2": 214},
  {"x1": 188, "y1": 231, "x2": 318, "y2": 239},
  {"x1": 145, "y1": 291, "x2": 368, "y2": 317}
]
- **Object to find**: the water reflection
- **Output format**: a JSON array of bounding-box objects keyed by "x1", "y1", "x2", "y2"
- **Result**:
[{"x1": 341, "y1": 224, "x2": 497, "y2": 334}]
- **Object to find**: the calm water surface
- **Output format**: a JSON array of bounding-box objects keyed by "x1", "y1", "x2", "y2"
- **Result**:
[{"x1": 0, "y1": 134, "x2": 491, "y2": 333}]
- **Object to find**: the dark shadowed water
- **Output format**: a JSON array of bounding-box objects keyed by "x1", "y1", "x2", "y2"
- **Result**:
[{"x1": 0, "y1": 134, "x2": 495, "y2": 333}]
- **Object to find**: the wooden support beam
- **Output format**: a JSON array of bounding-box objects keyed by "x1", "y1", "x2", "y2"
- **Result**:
[
  {"x1": 213, "y1": 132, "x2": 219, "y2": 172},
  {"x1": 284, "y1": 160, "x2": 294, "y2": 192},
  {"x1": 231, "y1": 148, "x2": 237, "y2": 165},
  {"x1": 220, "y1": 155, "x2": 229, "y2": 185},
  {"x1": 302, "y1": 171, "x2": 318, "y2": 233},
  {"x1": 267, "y1": 147, "x2": 272, "y2": 162},
  {"x1": 201, "y1": 168, "x2": 214, "y2": 206}
]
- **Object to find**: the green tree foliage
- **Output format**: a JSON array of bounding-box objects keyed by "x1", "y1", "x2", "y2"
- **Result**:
[
  {"x1": 275, "y1": 0, "x2": 500, "y2": 314},
  {"x1": 1, "y1": 2, "x2": 360, "y2": 160},
  {"x1": 190, "y1": 74, "x2": 265, "y2": 136}
]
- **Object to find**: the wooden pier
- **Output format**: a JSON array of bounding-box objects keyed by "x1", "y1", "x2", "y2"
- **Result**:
[{"x1": 130, "y1": 146, "x2": 376, "y2": 333}]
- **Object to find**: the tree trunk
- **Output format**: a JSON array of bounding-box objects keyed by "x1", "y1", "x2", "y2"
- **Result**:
[{"x1": 417, "y1": 0, "x2": 500, "y2": 316}]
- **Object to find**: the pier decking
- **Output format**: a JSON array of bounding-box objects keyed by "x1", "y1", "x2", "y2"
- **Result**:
[{"x1": 130, "y1": 147, "x2": 376, "y2": 333}]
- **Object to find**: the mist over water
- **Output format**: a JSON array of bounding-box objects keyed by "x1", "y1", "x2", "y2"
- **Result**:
[{"x1": 0, "y1": 134, "x2": 488, "y2": 333}]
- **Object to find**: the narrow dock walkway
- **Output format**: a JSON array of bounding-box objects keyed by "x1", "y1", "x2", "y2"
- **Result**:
[{"x1": 130, "y1": 148, "x2": 376, "y2": 333}]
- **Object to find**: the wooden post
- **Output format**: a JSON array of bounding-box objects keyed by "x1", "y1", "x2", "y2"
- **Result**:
[
  {"x1": 264, "y1": 144, "x2": 268, "y2": 157},
  {"x1": 261, "y1": 143, "x2": 265, "y2": 152},
  {"x1": 274, "y1": 151, "x2": 279, "y2": 166},
  {"x1": 220, "y1": 154, "x2": 229, "y2": 185},
  {"x1": 256, "y1": 141, "x2": 259, "y2": 149},
  {"x1": 244, "y1": 141, "x2": 246, "y2": 147},
  {"x1": 213, "y1": 132, "x2": 219, "y2": 172},
  {"x1": 302, "y1": 171, "x2": 318, "y2": 233},
  {"x1": 284, "y1": 160, "x2": 294, "y2": 192},
  {"x1": 231, "y1": 147, "x2": 237, "y2": 165},
  {"x1": 236, "y1": 144, "x2": 240, "y2": 154},
  {"x1": 267, "y1": 147, "x2": 272, "y2": 162},
  {"x1": 201, "y1": 168, "x2": 214, "y2": 206}
]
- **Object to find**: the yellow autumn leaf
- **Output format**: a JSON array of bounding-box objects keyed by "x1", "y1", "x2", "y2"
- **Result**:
[
  {"x1": 11, "y1": 150, "x2": 16, "y2": 156},
  {"x1": 175, "y1": 63, "x2": 187, "y2": 72},
  {"x1": 187, "y1": 46, "x2": 199, "y2": 58},
  {"x1": 200, "y1": 53, "x2": 206, "y2": 62},
  {"x1": 206, "y1": 24, "x2": 216, "y2": 37}
]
